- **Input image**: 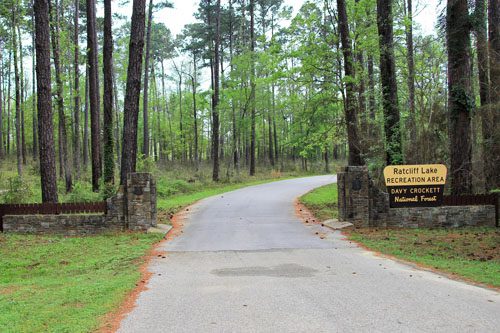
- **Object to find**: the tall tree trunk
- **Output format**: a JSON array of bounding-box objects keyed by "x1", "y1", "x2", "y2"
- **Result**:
[
  {"x1": 192, "y1": 55, "x2": 199, "y2": 171},
  {"x1": 367, "y1": 54, "x2": 376, "y2": 126},
  {"x1": 249, "y1": 0, "x2": 256, "y2": 176},
  {"x1": 447, "y1": 0, "x2": 473, "y2": 194},
  {"x1": 35, "y1": 0, "x2": 58, "y2": 202},
  {"x1": 6, "y1": 49, "x2": 11, "y2": 155},
  {"x1": 12, "y1": 9, "x2": 22, "y2": 176},
  {"x1": 474, "y1": 0, "x2": 490, "y2": 191},
  {"x1": 211, "y1": 0, "x2": 221, "y2": 181},
  {"x1": 32, "y1": 5, "x2": 38, "y2": 161},
  {"x1": 405, "y1": 0, "x2": 416, "y2": 156},
  {"x1": 142, "y1": 0, "x2": 153, "y2": 158},
  {"x1": 103, "y1": 0, "x2": 114, "y2": 185},
  {"x1": 338, "y1": 0, "x2": 364, "y2": 166},
  {"x1": 87, "y1": 0, "x2": 101, "y2": 191},
  {"x1": 73, "y1": 0, "x2": 81, "y2": 178},
  {"x1": 120, "y1": 0, "x2": 146, "y2": 185},
  {"x1": 50, "y1": 0, "x2": 72, "y2": 192},
  {"x1": 229, "y1": 0, "x2": 239, "y2": 174},
  {"x1": 377, "y1": 0, "x2": 403, "y2": 165},
  {"x1": 0, "y1": 44, "x2": 3, "y2": 158},
  {"x1": 18, "y1": 26, "x2": 27, "y2": 166},
  {"x1": 112, "y1": 61, "x2": 121, "y2": 167},
  {"x1": 272, "y1": 84, "x2": 278, "y2": 162},
  {"x1": 485, "y1": 0, "x2": 500, "y2": 190},
  {"x1": 83, "y1": 66, "x2": 89, "y2": 168}
]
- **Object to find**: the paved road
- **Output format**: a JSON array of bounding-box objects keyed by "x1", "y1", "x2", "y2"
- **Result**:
[{"x1": 119, "y1": 176, "x2": 500, "y2": 333}]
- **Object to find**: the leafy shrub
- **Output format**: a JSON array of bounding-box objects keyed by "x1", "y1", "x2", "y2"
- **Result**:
[
  {"x1": 65, "y1": 181, "x2": 102, "y2": 203},
  {"x1": 156, "y1": 179, "x2": 192, "y2": 198},
  {"x1": 136, "y1": 155, "x2": 156, "y2": 173},
  {"x1": 2, "y1": 176, "x2": 33, "y2": 204}
]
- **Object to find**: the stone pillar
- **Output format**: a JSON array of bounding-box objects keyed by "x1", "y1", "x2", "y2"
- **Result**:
[
  {"x1": 337, "y1": 166, "x2": 370, "y2": 227},
  {"x1": 126, "y1": 173, "x2": 157, "y2": 231}
]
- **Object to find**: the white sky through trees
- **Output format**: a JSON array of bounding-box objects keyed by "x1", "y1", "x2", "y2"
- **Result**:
[
  {"x1": 156, "y1": 0, "x2": 440, "y2": 37},
  {"x1": 111, "y1": 0, "x2": 439, "y2": 39}
]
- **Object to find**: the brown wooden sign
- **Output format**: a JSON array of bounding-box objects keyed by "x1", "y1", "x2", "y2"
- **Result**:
[{"x1": 383, "y1": 164, "x2": 447, "y2": 208}]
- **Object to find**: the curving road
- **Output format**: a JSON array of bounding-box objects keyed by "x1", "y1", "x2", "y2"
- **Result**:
[{"x1": 119, "y1": 176, "x2": 500, "y2": 333}]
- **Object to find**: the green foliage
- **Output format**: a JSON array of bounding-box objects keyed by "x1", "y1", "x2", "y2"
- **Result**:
[
  {"x1": 2, "y1": 176, "x2": 33, "y2": 204},
  {"x1": 156, "y1": 178, "x2": 192, "y2": 197},
  {"x1": 64, "y1": 182, "x2": 102, "y2": 203},
  {"x1": 136, "y1": 155, "x2": 157, "y2": 173},
  {"x1": 0, "y1": 233, "x2": 164, "y2": 332}
]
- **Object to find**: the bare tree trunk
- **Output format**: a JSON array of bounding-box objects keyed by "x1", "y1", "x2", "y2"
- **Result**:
[
  {"x1": 35, "y1": 0, "x2": 58, "y2": 202},
  {"x1": 32, "y1": 5, "x2": 38, "y2": 161},
  {"x1": 18, "y1": 26, "x2": 27, "y2": 166},
  {"x1": 12, "y1": 9, "x2": 22, "y2": 176},
  {"x1": 120, "y1": 0, "x2": 146, "y2": 185},
  {"x1": 0, "y1": 44, "x2": 3, "y2": 158},
  {"x1": 474, "y1": 0, "x2": 490, "y2": 191},
  {"x1": 486, "y1": 0, "x2": 500, "y2": 190},
  {"x1": 249, "y1": 0, "x2": 256, "y2": 176},
  {"x1": 267, "y1": 89, "x2": 274, "y2": 166},
  {"x1": 338, "y1": 0, "x2": 364, "y2": 166},
  {"x1": 112, "y1": 62, "x2": 121, "y2": 167},
  {"x1": 191, "y1": 55, "x2": 199, "y2": 171},
  {"x1": 212, "y1": 0, "x2": 221, "y2": 181},
  {"x1": 405, "y1": 0, "x2": 416, "y2": 157},
  {"x1": 50, "y1": 0, "x2": 72, "y2": 192},
  {"x1": 73, "y1": 0, "x2": 81, "y2": 178},
  {"x1": 367, "y1": 54, "x2": 376, "y2": 128},
  {"x1": 103, "y1": 0, "x2": 114, "y2": 185},
  {"x1": 6, "y1": 49, "x2": 11, "y2": 155},
  {"x1": 142, "y1": 0, "x2": 154, "y2": 158},
  {"x1": 83, "y1": 66, "x2": 89, "y2": 169},
  {"x1": 87, "y1": 0, "x2": 101, "y2": 191},
  {"x1": 377, "y1": 0, "x2": 403, "y2": 165},
  {"x1": 447, "y1": 0, "x2": 473, "y2": 194}
]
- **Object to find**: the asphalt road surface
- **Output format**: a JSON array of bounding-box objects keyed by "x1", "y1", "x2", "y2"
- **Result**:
[{"x1": 118, "y1": 176, "x2": 500, "y2": 333}]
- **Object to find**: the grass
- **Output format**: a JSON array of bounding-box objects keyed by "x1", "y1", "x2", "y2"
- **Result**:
[
  {"x1": 0, "y1": 232, "x2": 164, "y2": 333},
  {"x1": 346, "y1": 228, "x2": 500, "y2": 287},
  {"x1": 299, "y1": 183, "x2": 338, "y2": 221},
  {"x1": 299, "y1": 183, "x2": 500, "y2": 288}
]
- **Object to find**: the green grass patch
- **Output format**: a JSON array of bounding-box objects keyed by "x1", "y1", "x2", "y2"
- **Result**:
[
  {"x1": 299, "y1": 183, "x2": 338, "y2": 221},
  {"x1": 346, "y1": 228, "x2": 500, "y2": 287},
  {"x1": 0, "y1": 233, "x2": 164, "y2": 332}
]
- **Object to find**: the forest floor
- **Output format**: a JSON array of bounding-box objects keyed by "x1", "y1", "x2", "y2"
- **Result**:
[{"x1": 299, "y1": 184, "x2": 500, "y2": 288}]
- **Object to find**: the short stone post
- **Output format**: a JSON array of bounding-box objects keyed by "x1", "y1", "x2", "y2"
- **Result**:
[
  {"x1": 337, "y1": 166, "x2": 370, "y2": 227},
  {"x1": 126, "y1": 173, "x2": 157, "y2": 231}
]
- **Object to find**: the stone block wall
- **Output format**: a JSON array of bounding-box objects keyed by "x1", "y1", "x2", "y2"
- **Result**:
[
  {"x1": 3, "y1": 173, "x2": 157, "y2": 235},
  {"x1": 3, "y1": 214, "x2": 123, "y2": 235},
  {"x1": 338, "y1": 167, "x2": 497, "y2": 228}
]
